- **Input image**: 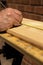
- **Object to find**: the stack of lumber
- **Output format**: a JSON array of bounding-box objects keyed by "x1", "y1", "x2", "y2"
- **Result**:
[{"x1": 7, "y1": 18, "x2": 43, "y2": 49}]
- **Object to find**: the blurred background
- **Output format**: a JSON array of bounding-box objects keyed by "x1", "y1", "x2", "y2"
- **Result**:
[{"x1": 0, "y1": 0, "x2": 43, "y2": 21}]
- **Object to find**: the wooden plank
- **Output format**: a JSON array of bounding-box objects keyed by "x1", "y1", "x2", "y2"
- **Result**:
[
  {"x1": 7, "y1": 18, "x2": 43, "y2": 49},
  {"x1": 0, "y1": 33, "x2": 43, "y2": 65},
  {"x1": 22, "y1": 18, "x2": 43, "y2": 30},
  {"x1": 7, "y1": 24, "x2": 43, "y2": 49}
]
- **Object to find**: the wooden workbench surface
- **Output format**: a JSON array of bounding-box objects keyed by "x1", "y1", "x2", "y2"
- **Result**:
[{"x1": 0, "y1": 33, "x2": 43, "y2": 65}]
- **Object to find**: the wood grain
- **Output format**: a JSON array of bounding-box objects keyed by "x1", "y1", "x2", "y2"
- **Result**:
[
  {"x1": 7, "y1": 18, "x2": 43, "y2": 49},
  {"x1": 22, "y1": 18, "x2": 43, "y2": 30},
  {"x1": 0, "y1": 33, "x2": 43, "y2": 65}
]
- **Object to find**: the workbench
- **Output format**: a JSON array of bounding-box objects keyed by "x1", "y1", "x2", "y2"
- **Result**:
[{"x1": 0, "y1": 33, "x2": 43, "y2": 65}]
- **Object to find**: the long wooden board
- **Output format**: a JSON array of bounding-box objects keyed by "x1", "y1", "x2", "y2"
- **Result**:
[
  {"x1": 22, "y1": 18, "x2": 43, "y2": 30},
  {"x1": 0, "y1": 33, "x2": 43, "y2": 65},
  {"x1": 7, "y1": 25, "x2": 43, "y2": 49}
]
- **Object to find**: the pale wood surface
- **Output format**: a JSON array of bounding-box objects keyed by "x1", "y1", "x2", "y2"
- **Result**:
[
  {"x1": 22, "y1": 18, "x2": 43, "y2": 30},
  {"x1": 7, "y1": 25, "x2": 43, "y2": 49},
  {"x1": 0, "y1": 33, "x2": 43, "y2": 65},
  {"x1": 7, "y1": 18, "x2": 43, "y2": 49}
]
